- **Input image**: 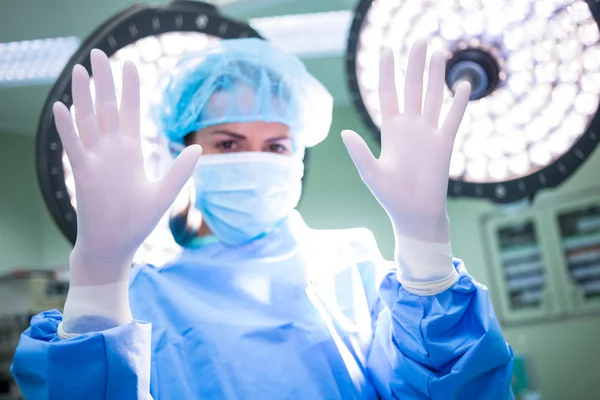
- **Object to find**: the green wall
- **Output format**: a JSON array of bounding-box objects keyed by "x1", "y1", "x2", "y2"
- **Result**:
[
  {"x1": 0, "y1": 133, "x2": 72, "y2": 272},
  {"x1": 0, "y1": 134, "x2": 46, "y2": 270},
  {"x1": 300, "y1": 105, "x2": 394, "y2": 255},
  {"x1": 1, "y1": 103, "x2": 600, "y2": 398}
]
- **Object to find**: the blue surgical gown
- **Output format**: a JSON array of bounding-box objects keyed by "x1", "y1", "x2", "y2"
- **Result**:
[{"x1": 11, "y1": 213, "x2": 514, "y2": 399}]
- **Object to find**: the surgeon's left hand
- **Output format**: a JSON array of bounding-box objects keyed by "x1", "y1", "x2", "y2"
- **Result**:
[
  {"x1": 342, "y1": 39, "x2": 471, "y2": 295},
  {"x1": 342, "y1": 39, "x2": 470, "y2": 244}
]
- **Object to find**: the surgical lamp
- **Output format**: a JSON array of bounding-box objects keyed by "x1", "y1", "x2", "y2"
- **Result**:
[{"x1": 346, "y1": 0, "x2": 600, "y2": 203}]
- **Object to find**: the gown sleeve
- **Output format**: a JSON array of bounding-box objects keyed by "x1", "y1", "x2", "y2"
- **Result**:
[{"x1": 344, "y1": 228, "x2": 515, "y2": 399}]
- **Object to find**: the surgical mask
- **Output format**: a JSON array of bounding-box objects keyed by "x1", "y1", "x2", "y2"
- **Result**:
[{"x1": 193, "y1": 152, "x2": 304, "y2": 245}]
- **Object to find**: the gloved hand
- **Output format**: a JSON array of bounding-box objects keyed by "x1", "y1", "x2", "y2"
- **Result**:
[
  {"x1": 342, "y1": 39, "x2": 471, "y2": 295},
  {"x1": 54, "y1": 49, "x2": 201, "y2": 334}
]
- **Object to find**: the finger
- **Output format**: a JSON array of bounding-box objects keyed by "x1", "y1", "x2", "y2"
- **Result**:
[
  {"x1": 156, "y1": 145, "x2": 203, "y2": 211},
  {"x1": 440, "y1": 81, "x2": 471, "y2": 140},
  {"x1": 378, "y1": 48, "x2": 400, "y2": 120},
  {"x1": 423, "y1": 51, "x2": 446, "y2": 127},
  {"x1": 119, "y1": 60, "x2": 141, "y2": 138},
  {"x1": 403, "y1": 38, "x2": 428, "y2": 115},
  {"x1": 90, "y1": 49, "x2": 119, "y2": 136},
  {"x1": 72, "y1": 64, "x2": 100, "y2": 150},
  {"x1": 53, "y1": 102, "x2": 86, "y2": 168},
  {"x1": 341, "y1": 130, "x2": 377, "y2": 183}
]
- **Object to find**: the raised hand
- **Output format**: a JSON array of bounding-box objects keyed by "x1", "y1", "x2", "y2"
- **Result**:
[
  {"x1": 342, "y1": 39, "x2": 470, "y2": 243},
  {"x1": 54, "y1": 49, "x2": 202, "y2": 286}
]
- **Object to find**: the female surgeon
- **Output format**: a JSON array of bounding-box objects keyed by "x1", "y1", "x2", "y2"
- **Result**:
[{"x1": 11, "y1": 37, "x2": 514, "y2": 399}]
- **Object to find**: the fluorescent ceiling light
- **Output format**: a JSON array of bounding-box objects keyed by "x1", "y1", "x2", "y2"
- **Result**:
[
  {"x1": 0, "y1": 36, "x2": 81, "y2": 87},
  {"x1": 250, "y1": 11, "x2": 352, "y2": 58}
]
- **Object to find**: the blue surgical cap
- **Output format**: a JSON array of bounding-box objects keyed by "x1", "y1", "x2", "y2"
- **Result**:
[{"x1": 153, "y1": 38, "x2": 333, "y2": 153}]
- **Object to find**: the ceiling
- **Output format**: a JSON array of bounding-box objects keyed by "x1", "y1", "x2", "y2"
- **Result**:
[{"x1": 0, "y1": 0, "x2": 357, "y2": 136}]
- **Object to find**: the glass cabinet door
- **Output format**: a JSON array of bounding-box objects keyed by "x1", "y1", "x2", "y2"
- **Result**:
[
  {"x1": 483, "y1": 211, "x2": 563, "y2": 323},
  {"x1": 544, "y1": 192, "x2": 600, "y2": 315}
]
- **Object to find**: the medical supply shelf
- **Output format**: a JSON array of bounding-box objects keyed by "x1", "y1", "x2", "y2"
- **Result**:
[{"x1": 482, "y1": 189, "x2": 600, "y2": 324}]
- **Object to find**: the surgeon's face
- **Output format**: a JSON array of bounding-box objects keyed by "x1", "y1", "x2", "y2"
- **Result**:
[{"x1": 185, "y1": 121, "x2": 293, "y2": 156}]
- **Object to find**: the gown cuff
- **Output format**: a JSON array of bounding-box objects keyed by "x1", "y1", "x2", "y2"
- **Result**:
[
  {"x1": 59, "y1": 279, "x2": 133, "y2": 339},
  {"x1": 395, "y1": 234, "x2": 458, "y2": 296}
]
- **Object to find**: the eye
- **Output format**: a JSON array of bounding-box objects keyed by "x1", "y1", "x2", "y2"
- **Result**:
[
  {"x1": 268, "y1": 143, "x2": 289, "y2": 154},
  {"x1": 216, "y1": 140, "x2": 238, "y2": 151}
]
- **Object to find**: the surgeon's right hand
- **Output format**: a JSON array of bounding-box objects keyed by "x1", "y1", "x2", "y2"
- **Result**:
[{"x1": 53, "y1": 49, "x2": 201, "y2": 334}]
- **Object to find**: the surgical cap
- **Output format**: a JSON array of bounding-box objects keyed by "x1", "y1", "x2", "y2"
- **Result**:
[{"x1": 154, "y1": 38, "x2": 333, "y2": 152}]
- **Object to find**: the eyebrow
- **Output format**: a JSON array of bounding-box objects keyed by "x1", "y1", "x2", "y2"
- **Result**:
[
  {"x1": 210, "y1": 130, "x2": 246, "y2": 140},
  {"x1": 211, "y1": 130, "x2": 291, "y2": 142}
]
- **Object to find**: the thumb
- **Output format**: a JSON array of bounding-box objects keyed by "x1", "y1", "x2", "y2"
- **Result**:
[
  {"x1": 156, "y1": 144, "x2": 203, "y2": 210},
  {"x1": 341, "y1": 130, "x2": 377, "y2": 181}
]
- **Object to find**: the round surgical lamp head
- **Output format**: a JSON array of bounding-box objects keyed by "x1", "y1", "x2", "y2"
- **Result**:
[
  {"x1": 346, "y1": 0, "x2": 600, "y2": 203},
  {"x1": 37, "y1": 1, "x2": 263, "y2": 265}
]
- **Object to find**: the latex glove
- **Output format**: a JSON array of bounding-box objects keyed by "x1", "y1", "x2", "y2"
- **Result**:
[
  {"x1": 342, "y1": 39, "x2": 470, "y2": 295},
  {"x1": 53, "y1": 49, "x2": 201, "y2": 333}
]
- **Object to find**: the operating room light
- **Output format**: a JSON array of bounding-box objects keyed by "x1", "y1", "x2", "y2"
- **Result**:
[
  {"x1": 37, "y1": 1, "x2": 262, "y2": 266},
  {"x1": 346, "y1": 0, "x2": 600, "y2": 203}
]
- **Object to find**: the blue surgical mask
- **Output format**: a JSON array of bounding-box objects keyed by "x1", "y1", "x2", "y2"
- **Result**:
[{"x1": 193, "y1": 152, "x2": 304, "y2": 245}]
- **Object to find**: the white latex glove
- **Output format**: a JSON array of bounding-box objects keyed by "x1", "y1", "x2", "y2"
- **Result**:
[
  {"x1": 342, "y1": 39, "x2": 470, "y2": 295},
  {"x1": 54, "y1": 49, "x2": 202, "y2": 334}
]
